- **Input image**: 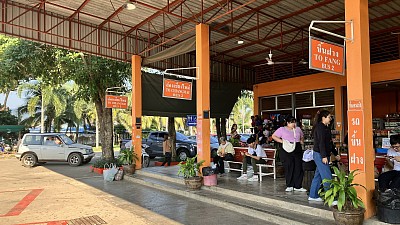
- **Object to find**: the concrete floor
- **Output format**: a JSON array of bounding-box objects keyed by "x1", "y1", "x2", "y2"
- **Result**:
[
  {"x1": 140, "y1": 164, "x2": 329, "y2": 210},
  {"x1": 0, "y1": 157, "x2": 271, "y2": 225}
]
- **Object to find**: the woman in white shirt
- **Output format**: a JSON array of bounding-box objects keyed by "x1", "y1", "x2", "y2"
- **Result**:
[{"x1": 378, "y1": 134, "x2": 400, "y2": 191}]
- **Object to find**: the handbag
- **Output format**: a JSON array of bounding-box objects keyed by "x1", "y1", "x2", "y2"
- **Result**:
[{"x1": 282, "y1": 129, "x2": 296, "y2": 153}]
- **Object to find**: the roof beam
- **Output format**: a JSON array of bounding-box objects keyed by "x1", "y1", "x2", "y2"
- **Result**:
[
  {"x1": 244, "y1": 11, "x2": 400, "y2": 67},
  {"x1": 212, "y1": 0, "x2": 282, "y2": 31},
  {"x1": 68, "y1": 0, "x2": 91, "y2": 19},
  {"x1": 148, "y1": 0, "x2": 232, "y2": 43},
  {"x1": 125, "y1": 0, "x2": 185, "y2": 36},
  {"x1": 227, "y1": 0, "x2": 394, "y2": 64},
  {"x1": 214, "y1": 0, "x2": 337, "y2": 45}
]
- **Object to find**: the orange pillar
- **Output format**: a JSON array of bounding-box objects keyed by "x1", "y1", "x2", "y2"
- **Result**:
[
  {"x1": 334, "y1": 86, "x2": 343, "y2": 135},
  {"x1": 196, "y1": 23, "x2": 211, "y2": 168},
  {"x1": 345, "y1": 0, "x2": 375, "y2": 218},
  {"x1": 253, "y1": 85, "x2": 259, "y2": 117},
  {"x1": 132, "y1": 55, "x2": 142, "y2": 169}
]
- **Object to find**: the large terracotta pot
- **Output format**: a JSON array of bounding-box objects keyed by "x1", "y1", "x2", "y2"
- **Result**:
[
  {"x1": 184, "y1": 176, "x2": 203, "y2": 190},
  {"x1": 332, "y1": 206, "x2": 365, "y2": 225}
]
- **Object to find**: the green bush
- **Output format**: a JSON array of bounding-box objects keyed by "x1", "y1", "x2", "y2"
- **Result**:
[
  {"x1": 92, "y1": 157, "x2": 122, "y2": 168},
  {"x1": 319, "y1": 167, "x2": 365, "y2": 211},
  {"x1": 177, "y1": 155, "x2": 205, "y2": 178}
]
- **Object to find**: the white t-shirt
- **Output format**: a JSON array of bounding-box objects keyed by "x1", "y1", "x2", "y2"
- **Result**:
[
  {"x1": 248, "y1": 144, "x2": 266, "y2": 158},
  {"x1": 387, "y1": 148, "x2": 400, "y2": 171}
]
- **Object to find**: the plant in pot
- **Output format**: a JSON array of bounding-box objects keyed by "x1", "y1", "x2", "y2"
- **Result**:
[
  {"x1": 319, "y1": 167, "x2": 366, "y2": 225},
  {"x1": 177, "y1": 155, "x2": 205, "y2": 190},
  {"x1": 118, "y1": 147, "x2": 139, "y2": 174},
  {"x1": 91, "y1": 157, "x2": 122, "y2": 174}
]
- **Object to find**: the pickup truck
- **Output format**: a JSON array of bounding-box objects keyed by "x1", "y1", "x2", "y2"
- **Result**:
[{"x1": 142, "y1": 131, "x2": 197, "y2": 161}]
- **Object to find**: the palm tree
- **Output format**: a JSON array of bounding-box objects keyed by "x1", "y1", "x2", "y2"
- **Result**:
[
  {"x1": 231, "y1": 92, "x2": 253, "y2": 133},
  {"x1": 17, "y1": 81, "x2": 67, "y2": 132}
]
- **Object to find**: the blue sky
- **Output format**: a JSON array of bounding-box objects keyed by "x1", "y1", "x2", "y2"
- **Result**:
[{"x1": 0, "y1": 91, "x2": 25, "y2": 110}]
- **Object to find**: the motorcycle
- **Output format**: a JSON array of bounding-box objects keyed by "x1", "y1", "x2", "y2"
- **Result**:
[{"x1": 141, "y1": 144, "x2": 150, "y2": 168}]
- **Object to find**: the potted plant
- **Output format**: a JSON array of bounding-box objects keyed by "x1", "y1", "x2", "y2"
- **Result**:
[
  {"x1": 91, "y1": 157, "x2": 122, "y2": 174},
  {"x1": 319, "y1": 167, "x2": 366, "y2": 225},
  {"x1": 118, "y1": 147, "x2": 139, "y2": 174},
  {"x1": 177, "y1": 155, "x2": 205, "y2": 190}
]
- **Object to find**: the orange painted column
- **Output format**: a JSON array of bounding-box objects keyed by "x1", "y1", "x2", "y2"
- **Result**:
[
  {"x1": 253, "y1": 85, "x2": 259, "y2": 116},
  {"x1": 132, "y1": 55, "x2": 142, "y2": 169},
  {"x1": 196, "y1": 23, "x2": 211, "y2": 168},
  {"x1": 334, "y1": 86, "x2": 343, "y2": 136},
  {"x1": 345, "y1": 0, "x2": 375, "y2": 218}
]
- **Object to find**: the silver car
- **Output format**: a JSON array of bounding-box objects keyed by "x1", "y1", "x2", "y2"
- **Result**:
[{"x1": 16, "y1": 133, "x2": 95, "y2": 167}]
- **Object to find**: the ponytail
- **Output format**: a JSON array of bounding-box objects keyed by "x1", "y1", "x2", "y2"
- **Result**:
[{"x1": 311, "y1": 110, "x2": 330, "y2": 135}]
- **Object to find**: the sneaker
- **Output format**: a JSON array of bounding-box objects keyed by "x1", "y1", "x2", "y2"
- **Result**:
[
  {"x1": 331, "y1": 201, "x2": 338, "y2": 206},
  {"x1": 237, "y1": 174, "x2": 248, "y2": 180},
  {"x1": 285, "y1": 187, "x2": 294, "y2": 192},
  {"x1": 308, "y1": 197, "x2": 323, "y2": 202},
  {"x1": 248, "y1": 176, "x2": 259, "y2": 182},
  {"x1": 294, "y1": 187, "x2": 307, "y2": 192}
]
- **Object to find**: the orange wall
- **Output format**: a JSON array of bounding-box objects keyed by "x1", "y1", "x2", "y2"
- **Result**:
[{"x1": 254, "y1": 59, "x2": 400, "y2": 114}]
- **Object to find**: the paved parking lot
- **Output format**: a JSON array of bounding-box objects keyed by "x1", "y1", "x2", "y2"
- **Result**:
[{"x1": 0, "y1": 158, "x2": 179, "y2": 225}]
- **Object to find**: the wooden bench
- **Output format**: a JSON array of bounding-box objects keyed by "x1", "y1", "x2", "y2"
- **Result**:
[{"x1": 225, "y1": 147, "x2": 277, "y2": 181}]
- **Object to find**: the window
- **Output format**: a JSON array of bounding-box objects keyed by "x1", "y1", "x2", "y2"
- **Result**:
[
  {"x1": 315, "y1": 90, "x2": 334, "y2": 106},
  {"x1": 277, "y1": 95, "x2": 292, "y2": 109},
  {"x1": 260, "y1": 97, "x2": 275, "y2": 110},
  {"x1": 295, "y1": 92, "x2": 313, "y2": 108},
  {"x1": 44, "y1": 136, "x2": 57, "y2": 146},
  {"x1": 23, "y1": 135, "x2": 42, "y2": 145}
]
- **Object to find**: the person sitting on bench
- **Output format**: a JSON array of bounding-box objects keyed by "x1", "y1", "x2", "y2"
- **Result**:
[
  {"x1": 378, "y1": 134, "x2": 400, "y2": 191},
  {"x1": 237, "y1": 136, "x2": 266, "y2": 182},
  {"x1": 213, "y1": 137, "x2": 235, "y2": 175}
]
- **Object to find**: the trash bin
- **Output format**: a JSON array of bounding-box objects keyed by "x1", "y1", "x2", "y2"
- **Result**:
[
  {"x1": 377, "y1": 189, "x2": 400, "y2": 224},
  {"x1": 202, "y1": 167, "x2": 218, "y2": 186}
]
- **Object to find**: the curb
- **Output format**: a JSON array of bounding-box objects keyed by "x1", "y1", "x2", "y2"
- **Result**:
[
  {"x1": 124, "y1": 175, "x2": 310, "y2": 225},
  {"x1": 135, "y1": 170, "x2": 333, "y2": 221}
]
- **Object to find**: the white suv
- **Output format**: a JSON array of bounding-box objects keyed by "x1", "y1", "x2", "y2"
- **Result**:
[{"x1": 16, "y1": 133, "x2": 95, "y2": 167}]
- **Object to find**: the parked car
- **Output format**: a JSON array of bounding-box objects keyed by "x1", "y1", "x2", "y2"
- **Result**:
[
  {"x1": 187, "y1": 135, "x2": 219, "y2": 157},
  {"x1": 142, "y1": 131, "x2": 196, "y2": 161},
  {"x1": 16, "y1": 133, "x2": 94, "y2": 167}
]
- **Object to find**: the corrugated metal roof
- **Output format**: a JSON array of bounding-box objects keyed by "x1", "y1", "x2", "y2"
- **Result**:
[{"x1": 3, "y1": 0, "x2": 400, "y2": 84}]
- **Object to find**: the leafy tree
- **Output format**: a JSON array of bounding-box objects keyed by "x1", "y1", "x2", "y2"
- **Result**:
[
  {"x1": 0, "y1": 110, "x2": 18, "y2": 125},
  {"x1": 66, "y1": 54, "x2": 131, "y2": 160},
  {"x1": 231, "y1": 91, "x2": 253, "y2": 133}
]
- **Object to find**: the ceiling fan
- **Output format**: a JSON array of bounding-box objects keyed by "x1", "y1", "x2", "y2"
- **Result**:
[{"x1": 254, "y1": 50, "x2": 293, "y2": 67}]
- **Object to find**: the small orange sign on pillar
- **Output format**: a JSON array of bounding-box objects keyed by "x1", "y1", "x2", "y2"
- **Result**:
[{"x1": 348, "y1": 100, "x2": 365, "y2": 172}]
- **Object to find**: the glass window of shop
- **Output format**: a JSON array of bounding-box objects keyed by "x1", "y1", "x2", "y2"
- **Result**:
[
  {"x1": 259, "y1": 89, "x2": 336, "y2": 149},
  {"x1": 260, "y1": 94, "x2": 293, "y2": 130}
]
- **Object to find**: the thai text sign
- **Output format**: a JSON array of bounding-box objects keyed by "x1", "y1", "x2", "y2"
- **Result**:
[
  {"x1": 163, "y1": 78, "x2": 192, "y2": 100},
  {"x1": 348, "y1": 99, "x2": 365, "y2": 172},
  {"x1": 105, "y1": 95, "x2": 128, "y2": 109},
  {"x1": 309, "y1": 36, "x2": 345, "y2": 75},
  {"x1": 196, "y1": 118, "x2": 203, "y2": 155}
]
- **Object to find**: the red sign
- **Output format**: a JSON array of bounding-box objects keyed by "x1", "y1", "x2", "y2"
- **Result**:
[
  {"x1": 163, "y1": 78, "x2": 192, "y2": 100},
  {"x1": 348, "y1": 99, "x2": 365, "y2": 172},
  {"x1": 105, "y1": 95, "x2": 128, "y2": 109},
  {"x1": 309, "y1": 36, "x2": 345, "y2": 75}
]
